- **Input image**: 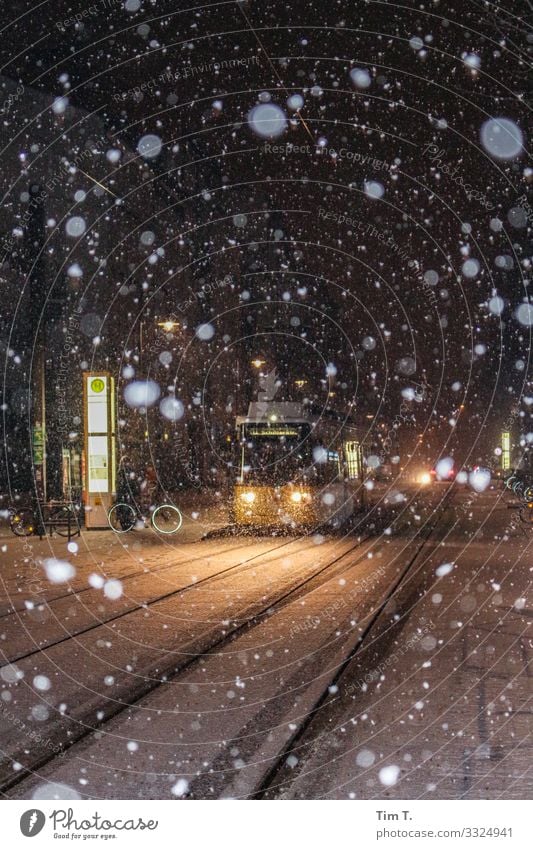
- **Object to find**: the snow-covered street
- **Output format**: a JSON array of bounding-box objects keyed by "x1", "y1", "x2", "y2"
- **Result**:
[{"x1": 1, "y1": 485, "x2": 530, "y2": 800}]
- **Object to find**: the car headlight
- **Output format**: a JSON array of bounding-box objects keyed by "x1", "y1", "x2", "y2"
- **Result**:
[
  {"x1": 240, "y1": 491, "x2": 256, "y2": 503},
  {"x1": 419, "y1": 472, "x2": 431, "y2": 485}
]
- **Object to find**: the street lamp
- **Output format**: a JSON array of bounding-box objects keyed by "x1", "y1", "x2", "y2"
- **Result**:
[
  {"x1": 139, "y1": 318, "x2": 180, "y2": 369},
  {"x1": 251, "y1": 358, "x2": 265, "y2": 369}
]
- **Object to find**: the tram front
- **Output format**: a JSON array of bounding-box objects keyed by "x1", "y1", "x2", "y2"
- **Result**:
[{"x1": 233, "y1": 401, "x2": 352, "y2": 528}]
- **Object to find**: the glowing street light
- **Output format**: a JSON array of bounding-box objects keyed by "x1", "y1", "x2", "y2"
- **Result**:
[{"x1": 251, "y1": 358, "x2": 266, "y2": 369}]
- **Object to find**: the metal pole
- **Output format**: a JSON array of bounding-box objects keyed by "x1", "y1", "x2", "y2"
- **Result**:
[
  {"x1": 26, "y1": 184, "x2": 48, "y2": 515},
  {"x1": 359, "y1": 443, "x2": 366, "y2": 511}
]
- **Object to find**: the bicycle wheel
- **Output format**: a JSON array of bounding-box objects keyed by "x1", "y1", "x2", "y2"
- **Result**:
[
  {"x1": 519, "y1": 505, "x2": 533, "y2": 526},
  {"x1": 10, "y1": 508, "x2": 35, "y2": 536},
  {"x1": 50, "y1": 506, "x2": 81, "y2": 537},
  {"x1": 108, "y1": 502, "x2": 136, "y2": 533},
  {"x1": 151, "y1": 504, "x2": 183, "y2": 534}
]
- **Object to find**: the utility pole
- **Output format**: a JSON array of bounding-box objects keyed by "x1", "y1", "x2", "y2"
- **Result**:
[{"x1": 26, "y1": 183, "x2": 47, "y2": 505}]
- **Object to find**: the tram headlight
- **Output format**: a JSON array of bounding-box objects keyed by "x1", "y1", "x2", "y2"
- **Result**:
[
  {"x1": 290, "y1": 490, "x2": 310, "y2": 503},
  {"x1": 240, "y1": 491, "x2": 256, "y2": 504}
]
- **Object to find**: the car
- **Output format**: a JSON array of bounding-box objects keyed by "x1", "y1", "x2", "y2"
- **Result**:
[{"x1": 431, "y1": 461, "x2": 455, "y2": 481}]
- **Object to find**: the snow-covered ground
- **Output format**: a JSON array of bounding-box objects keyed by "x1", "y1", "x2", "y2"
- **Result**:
[{"x1": 0, "y1": 486, "x2": 530, "y2": 800}]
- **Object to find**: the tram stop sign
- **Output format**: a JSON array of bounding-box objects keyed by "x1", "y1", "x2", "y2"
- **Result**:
[{"x1": 82, "y1": 372, "x2": 116, "y2": 528}]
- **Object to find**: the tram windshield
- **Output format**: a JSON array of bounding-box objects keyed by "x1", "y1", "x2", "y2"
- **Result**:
[{"x1": 239, "y1": 423, "x2": 311, "y2": 484}]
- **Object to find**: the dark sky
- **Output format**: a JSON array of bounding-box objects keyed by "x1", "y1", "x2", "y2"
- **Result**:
[{"x1": 1, "y1": 0, "x2": 531, "y2": 471}]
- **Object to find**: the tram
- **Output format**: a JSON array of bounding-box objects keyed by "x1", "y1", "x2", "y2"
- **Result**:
[{"x1": 233, "y1": 400, "x2": 365, "y2": 528}]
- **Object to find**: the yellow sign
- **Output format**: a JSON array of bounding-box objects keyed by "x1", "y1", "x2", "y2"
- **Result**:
[
  {"x1": 91, "y1": 378, "x2": 105, "y2": 393},
  {"x1": 501, "y1": 431, "x2": 511, "y2": 471}
]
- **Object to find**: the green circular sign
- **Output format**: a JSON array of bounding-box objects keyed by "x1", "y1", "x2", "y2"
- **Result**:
[{"x1": 91, "y1": 378, "x2": 105, "y2": 393}]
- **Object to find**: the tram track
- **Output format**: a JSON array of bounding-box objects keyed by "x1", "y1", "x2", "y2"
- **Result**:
[
  {"x1": 0, "y1": 523, "x2": 380, "y2": 795},
  {"x1": 175, "y1": 488, "x2": 457, "y2": 799},
  {"x1": 0, "y1": 534, "x2": 290, "y2": 618},
  {"x1": 3, "y1": 488, "x2": 407, "y2": 663},
  {"x1": 252, "y1": 488, "x2": 457, "y2": 799},
  {"x1": 1, "y1": 534, "x2": 327, "y2": 663},
  {"x1": 2, "y1": 488, "x2": 452, "y2": 798},
  {"x1": 1, "y1": 495, "x2": 382, "y2": 621}
]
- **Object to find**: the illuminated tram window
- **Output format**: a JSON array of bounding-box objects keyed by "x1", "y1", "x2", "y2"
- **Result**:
[
  {"x1": 501, "y1": 431, "x2": 511, "y2": 471},
  {"x1": 344, "y1": 441, "x2": 361, "y2": 479}
]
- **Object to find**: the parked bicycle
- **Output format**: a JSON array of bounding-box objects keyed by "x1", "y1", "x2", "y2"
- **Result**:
[
  {"x1": 9, "y1": 506, "x2": 36, "y2": 537},
  {"x1": 504, "y1": 473, "x2": 533, "y2": 501},
  {"x1": 107, "y1": 499, "x2": 183, "y2": 535}
]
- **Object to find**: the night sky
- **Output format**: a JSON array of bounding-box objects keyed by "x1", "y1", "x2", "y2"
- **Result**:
[{"x1": 1, "y1": 0, "x2": 531, "y2": 485}]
